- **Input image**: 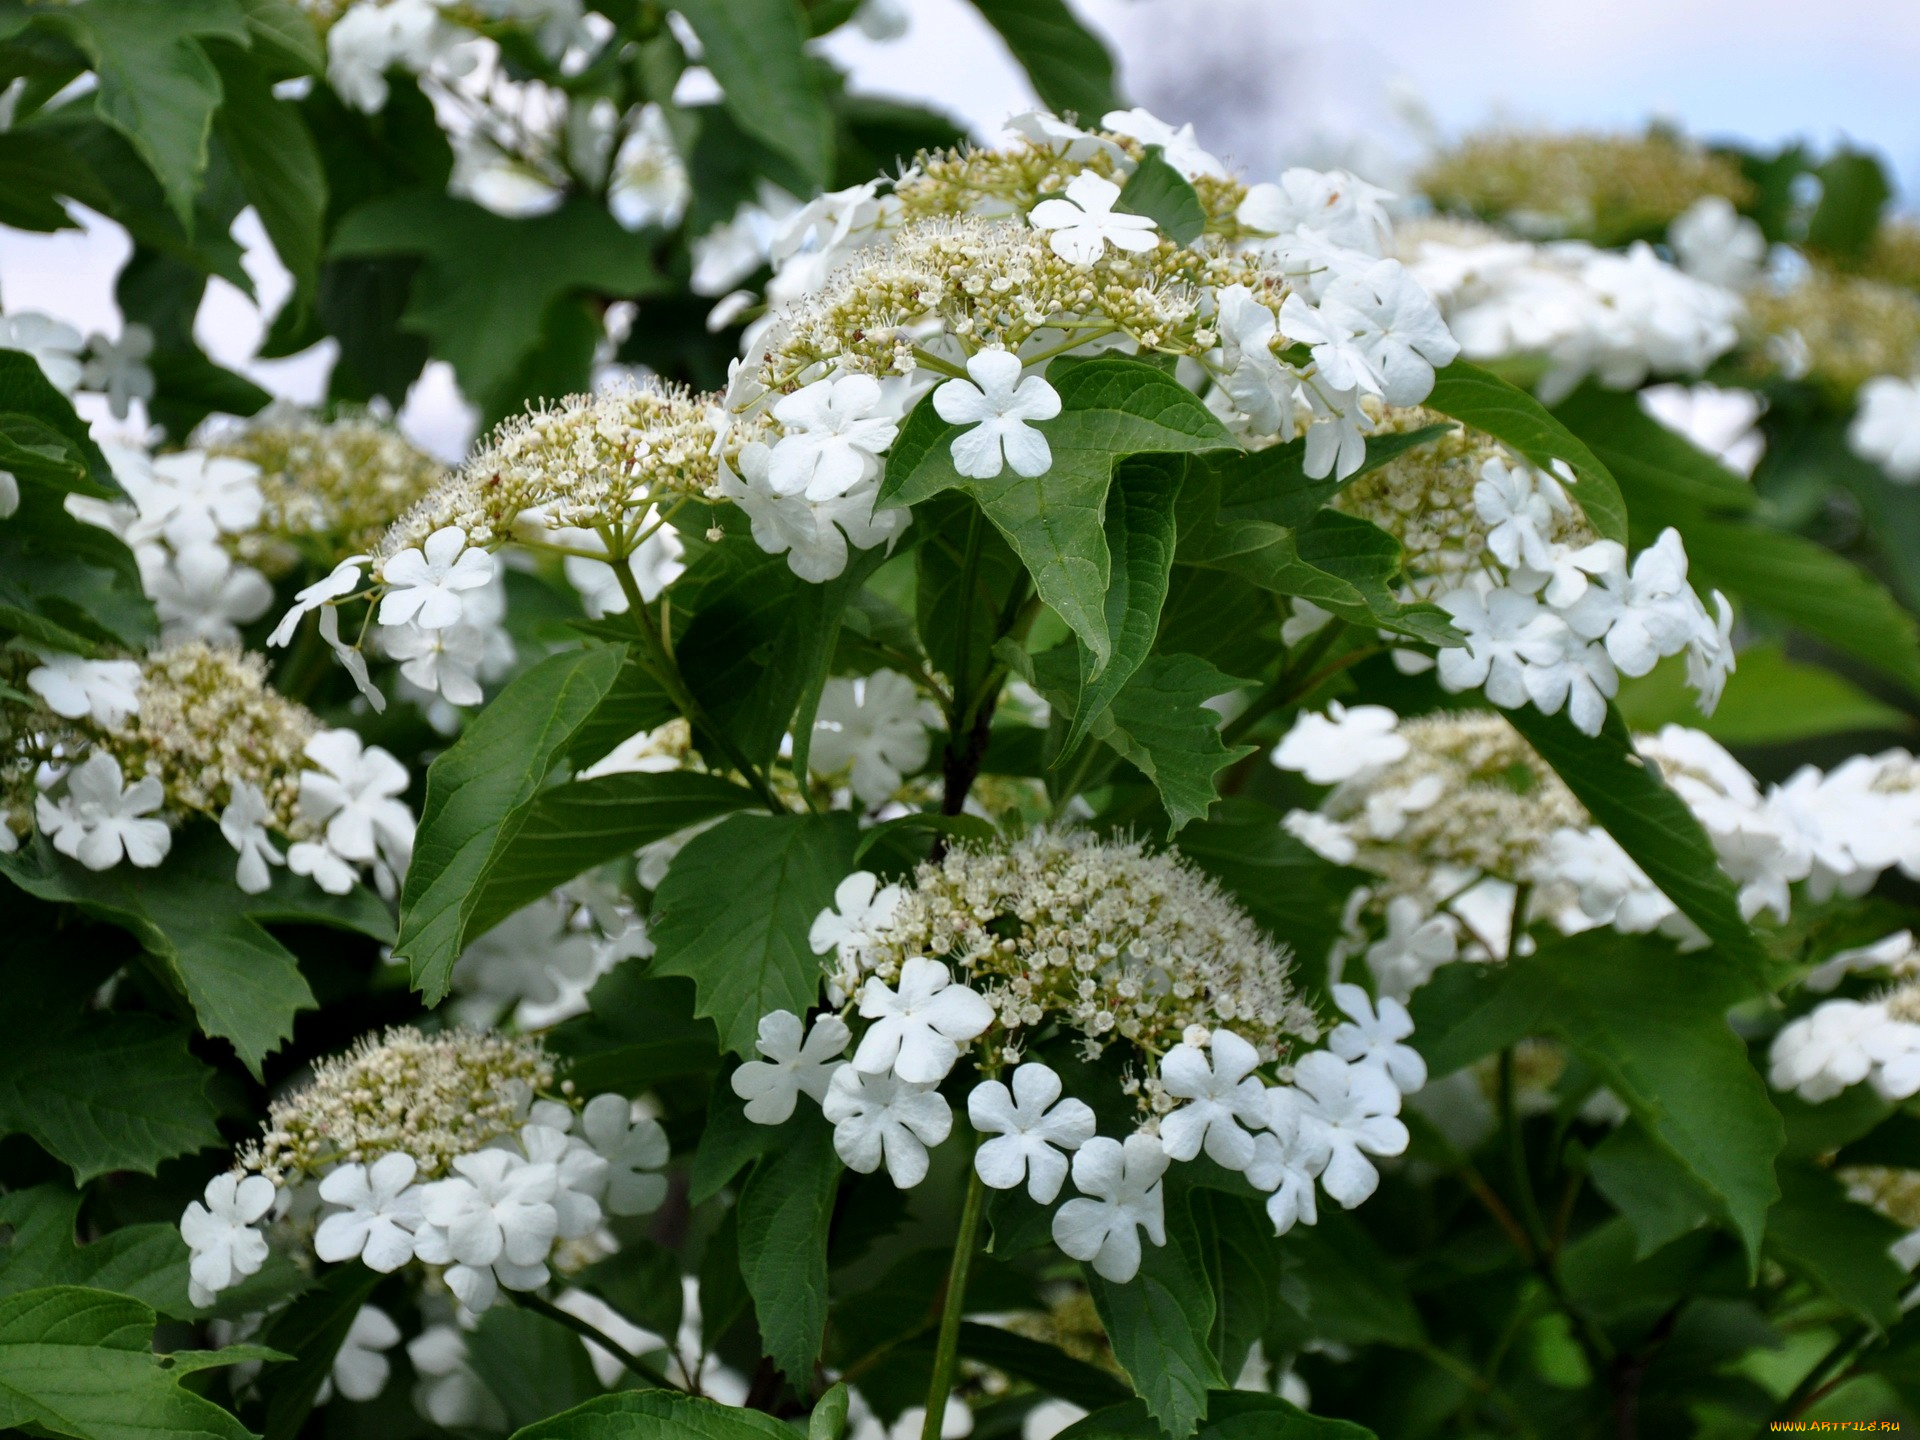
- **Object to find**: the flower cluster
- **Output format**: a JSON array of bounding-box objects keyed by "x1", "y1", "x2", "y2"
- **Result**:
[
  {"x1": 1416, "y1": 128, "x2": 1754, "y2": 243},
  {"x1": 1746, "y1": 267, "x2": 1920, "y2": 400},
  {"x1": 722, "y1": 829, "x2": 1417, "y2": 1282},
  {"x1": 1336, "y1": 415, "x2": 1733, "y2": 731},
  {"x1": 185, "y1": 1026, "x2": 667, "y2": 1315}
]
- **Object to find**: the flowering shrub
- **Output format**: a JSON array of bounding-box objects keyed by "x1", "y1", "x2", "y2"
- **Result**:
[{"x1": 11, "y1": 6, "x2": 1920, "y2": 1438}]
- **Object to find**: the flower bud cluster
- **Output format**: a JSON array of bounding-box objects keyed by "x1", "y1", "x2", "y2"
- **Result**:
[{"x1": 1746, "y1": 268, "x2": 1920, "y2": 399}]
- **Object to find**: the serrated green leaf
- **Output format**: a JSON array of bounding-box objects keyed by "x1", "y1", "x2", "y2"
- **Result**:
[
  {"x1": 1085, "y1": 1187, "x2": 1226, "y2": 1439},
  {"x1": 238, "y1": 0, "x2": 323, "y2": 76},
  {"x1": 966, "y1": 0, "x2": 1118, "y2": 123},
  {"x1": 1586, "y1": 1122, "x2": 1716, "y2": 1257},
  {"x1": 672, "y1": 0, "x2": 832, "y2": 189},
  {"x1": 0, "y1": 1286, "x2": 258, "y2": 1440},
  {"x1": 1067, "y1": 452, "x2": 1183, "y2": 753},
  {"x1": 1280, "y1": 1210, "x2": 1427, "y2": 1350},
  {"x1": 395, "y1": 645, "x2": 628, "y2": 1004},
  {"x1": 211, "y1": 44, "x2": 325, "y2": 296},
  {"x1": 915, "y1": 493, "x2": 1026, "y2": 699},
  {"x1": 736, "y1": 1113, "x2": 840, "y2": 1385},
  {"x1": 1, "y1": 828, "x2": 389, "y2": 1079},
  {"x1": 886, "y1": 356, "x2": 1234, "y2": 675},
  {"x1": 1116, "y1": 146, "x2": 1205, "y2": 246},
  {"x1": 1505, "y1": 702, "x2": 1765, "y2": 974},
  {"x1": 0, "y1": 1189, "x2": 193, "y2": 1320},
  {"x1": 1058, "y1": 1391, "x2": 1377, "y2": 1439},
  {"x1": 1409, "y1": 931, "x2": 1782, "y2": 1270},
  {"x1": 649, "y1": 811, "x2": 858, "y2": 1057},
  {"x1": 507, "y1": 1389, "x2": 799, "y2": 1439},
  {"x1": 1768, "y1": 1162, "x2": 1907, "y2": 1331},
  {"x1": 1426, "y1": 359, "x2": 1628, "y2": 545},
  {"x1": 809, "y1": 1382, "x2": 851, "y2": 1440},
  {"x1": 1191, "y1": 1187, "x2": 1279, "y2": 1385}
]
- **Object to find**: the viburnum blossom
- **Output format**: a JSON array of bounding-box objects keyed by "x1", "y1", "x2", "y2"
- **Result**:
[
  {"x1": 969, "y1": 1063, "x2": 1097, "y2": 1203},
  {"x1": 853, "y1": 956, "x2": 995, "y2": 1085},
  {"x1": 1156, "y1": 1029, "x2": 1269, "y2": 1170},
  {"x1": 733, "y1": 1010, "x2": 851, "y2": 1123},
  {"x1": 1051, "y1": 1134, "x2": 1169, "y2": 1283},
  {"x1": 822, "y1": 1066, "x2": 952, "y2": 1187},
  {"x1": 931, "y1": 350, "x2": 1062, "y2": 479},
  {"x1": 1028, "y1": 171, "x2": 1159, "y2": 265}
]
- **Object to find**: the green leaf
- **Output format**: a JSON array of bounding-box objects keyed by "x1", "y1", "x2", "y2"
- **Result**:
[
  {"x1": 672, "y1": 0, "x2": 833, "y2": 189},
  {"x1": 329, "y1": 192, "x2": 669, "y2": 410},
  {"x1": 1552, "y1": 385, "x2": 1755, "y2": 519},
  {"x1": 1116, "y1": 146, "x2": 1205, "y2": 246},
  {"x1": 851, "y1": 811, "x2": 998, "y2": 867},
  {"x1": 649, "y1": 811, "x2": 859, "y2": 1057},
  {"x1": 210, "y1": 43, "x2": 325, "y2": 296},
  {"x1": 1807, "y1": 149, "x2": 1893, "y2": 262},
  {"x1": 915, "y1": 493, "x2": 1027, "y2": 699},
  {"x1": 809, "y1": 1383, "x2": 851, "y2": 1440},
  {"x1": 1190, "y1": 1188, "x2": 1279, "y2": 1384},
  {"x1": 1617, "y1": 645, "x2": 1912, "y2": 747},
  {"x1": 0, "y1": 1189, "x2": 193, "y2": 1320},
  {"x1": 0, "y1": 131, "x2": 99, "y2": 233},
  {"x1": 507, "y1": 1389, "x2": 798, "y2": 1439},
  {"x1": 1067, "y1": 452, "x2": 1183, "y2": 753},
  {"x1": 1185, "y1": 423, "x2": 1456, "y2": 544},
  {"x1": 1085, "y1": 1188, "x2": 1226, "y2": 1439},
  {"x1": 256, "y1": 1264, "x2": 381, "y2": 1440},
  {"x1": 1409, "y1": 931, "x2": 1783, "y2": 1270},
  {"x1": 548, "y1": 964, "x2": 721, "y2": 1097},
  {"x1": 0, "y1": 1286, "x2": 257, "y2": 1440},
  {"x1": 463, "y1": 771, "x2": 761, "y2": 945},
  {"x1": 1586, "y1": 1122, "x2": 1716, "y2": 1257},
  {"x1": 736, "y1": 1113, "x2": 841, "y2": 1384},
  {"x1": 1058, "y1": 1391, "x2": 1377, "y2": 1439},
  {"x1": 1280, "y1": 1210, "x2": 1426, "y2": 1350},
  {"x1": 1766, "y1": 1162, "x2": 1908, "y2": 1331},
  {"x1": 1504, "y1": 702, "x2": 1766, "y2": 975},
  {"x1": 467, "y1": 1304, "x2": 604, "y2": 1432},
  {"x1": 239, "y1": 0, "x2": 324, "y2": 76},
  {"x1": 395, "y1": 645, "x2": 628, "y2": 1005},
  {"x1": 1425, "y1": 359, "x2": 1628, "y2": 545},
  {"x1": 886, "y1": 356, "x2": 1234, "y2": 675},
  {"x1": 1, "y1": 828, "x2": 389, "y2": 1079},
  {"x1": 966, "y1": 0, "x2": 1119, "y2": 123},
  {"x1": 58, "y1": 0, "x2": 250, "y2": 229},
  {"x1": 955, "y1": 1323, "x2": 1131, "y2": 1413}
]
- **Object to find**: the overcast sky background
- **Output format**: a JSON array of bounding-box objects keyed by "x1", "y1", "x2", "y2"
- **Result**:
[{"x1": 6, "y1": 0, "x2": 1918, "y2": 458}]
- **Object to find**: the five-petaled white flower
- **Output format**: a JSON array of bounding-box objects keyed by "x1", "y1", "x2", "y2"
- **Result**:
[
  {"x1": 416, "y1": 1149, "x2": 561, "y2": 1311},
  {"x1": 519, "y1": 1118, "x2": 612, "y2": 1240},
  {"x1": 822, "y1": 1066, "x2": 952, "y2": 1188},
  {"x1": 968, "y1": 1062, "x2": 1097, "y2": 1204},
  {"x1": 268, "y1": 556, "x2": 367, "y2": 648},
  {"x1": 1436, "y1": 585, "x2": 1567, "y2": 709},
  {"x1": 298, "y1": 730, "x2": 414, "y2": 869},
  {"x1": 326, "y1": 1305, "x2": 402, "y2": 1404},
  {"x1": 36, "y1": 751, "x2": 170, "y2": 871},
  {"x1": 288, "y1": 838, "x2": 357, "y2": 896},
  {"x1": 1278, "y1": 292, "x2": 1382, "y2": 397},
  {"x1": 768, "y1": 375, "x2": 900, "y2": 501},
  {"x1": 82, "y1": 324, "x2": 156, "y2": 420},
  {"x1": 1291, "y1": 1050, "x2": 1409, "y2": 1207},
  {"x1": 1271, "y1": 702, "x2": 1407, "y2": 784},
  {"x1": 1473, "y1": 457, "x2": 1561, "y2": 574},
  {"x1": 25, "y1": 652, "x2": 142, "y2": 728},
  {"x1": 1365, "y1": 897, "x2": 1459, "y2": 1000},
  {"x1": 147, "y1": 452, "x2": 265, "y2": 549},
  {"x1": 180, "y1": 1172, "x2": 275, "y2": 1305},
  {"x1": 1319, "y1": 259, "x2": 1459, "y2": 407},
  {"x1": 378, "y1": 527, "x2": 496, "y2": 630},
  {"x1": 810, "y1": 670, "x2": 936, "y2": 805},
  {"x1": 1326, "y1": 984, "x2": 1427, "y2": 1095},
  {"x1": 1851, "y1": 375, "x2": 1920, "y2": 484},
  {"x1": 1052, "y1": 1134, "x2": 1168, "y2": 1283},
  {"x1": 733, "y1": 1010, "x2": 851, "y2": 1124},
  {"x1": 854, "y1": 955, "x2": 995, "y2": 1084},
  {"x1": 1246, "y1": 1086, "x2": 1331, "y2": 1236},
  {"x1": 315, "y1": 1152, "x2": 424, "y2": 1271},
  {"x1": 1157, "y1": 1028, "x2": 1269, "y2": 1170},
  {"x1": 931, "y1": 350, "x2": 1061, "y2": 480},
  {"x1": 1562, "y1": 529, "x2": 1700, "y2": 678},
  {"x1": 809, "y1": 871, "x2": 904, "y2": 963},
  {"x1": 581, "y1": 1092, "x2": 670, "y2": 1215},
  {"x1": 1028, "y1": 171, "x2": 1159, "y2": 266},
  {"x1": 219, "y1": 779, "x2": 284, "y2": 894},
  {"x1": 149, "y1": 544, "x2": 274, "y2": 646}
]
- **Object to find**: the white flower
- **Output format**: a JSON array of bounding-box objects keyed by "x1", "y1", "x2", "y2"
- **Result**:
[
  {"x1": 931, "y1": 350, "x2": 1061, "y2": 480},
  {"x1": 1156, "y1": 1029, "x2": 1268, "y2": 1170},
  {"x1": 147, "y1": 452, "x2": 264, "y2": 549},
  {"x1": 1278, "y1": 292, "x2": 1382, "y2": 397},
  {"x1": 1319, "y1": 259, "x2": 1459, "y2": 406},
  {"x1": 1301, "y1": 382, "x2": 1372, "y2": 480},
  {"x1": 1284, "y1": 809, "x2": 1358, "y2": 865},
  {"x1": 718, "y1": 440, "x2": 908, "y2": 583},
  {"x1": 608, "y1": 103, "x2": 689, "y2": 232},
  {"x1": 298, "y1": 730, "x2": 414, "y2": 870},
  {"x1": 267, "y1": 556, "x2": 366, "y2": 648},
  {"x1": 288, "y1": 839, "x2": 357, "y2": 896},
  {"x1": 1685, "y1": 590, "x2": 1737, "y2": 714},
  {"x1": 769, "y1": 375, "x2": 900, "y2": 501},
  {"x1": 1052, "y1": 1134, "x2": 1168, "y2": 1283},
  {"x1": 1237, "y1": 169, "x2": 1393, "y2": 255},
  {"x1": 1473, "y1": 458, "x2": 1560, "y2": 573},
  {"x1": 1435, "y1": 586, "x2": 1567, "y2": 708},
  {"x1": 1768, "y1": 999, "x2": 1895, "y2": 1102},
  {"x1": 1005, "y1": 110, "x2": 1125, "y2": 165},
  {"x1": 416, "y1": 1149, "x2": 560, "y2": 1306},
  {"x1": 1326, "y1": 984, "x2": 1426, "y2": 1094},
  {"x1": 408, "y1": 1326, "x2": 499, "y2": 1429},
  {"x1": 150, "y1": 545, "x2": 274, "y2": 646},
  {"x1": 180, "y1": 1172, "x2": 274, "y2": 1304},
  {"x1": 1805, "y1": 931, "x2": 1917, "y2": 993},
  {"x1": 559, "y1": 523, "x2": 684, "y2": 617},
  {"x1": 1212, "y1": 284, "x2": 1294, "y2": 435},
  {"x1": 81, "y1": 325, "x2": 155, "y2": 419},
  {"x1": 1521, "y1": 628, "x2": 1619, "y2": 737},
  {"x1": 732, "y1": 1010, "x2": 851, "y2": 1124},
  {"x1": 1668, "y1": 197, "x2": 1766, "y2": 290},
  {"x1": 518, "y1": 1118, "x2": 612, "y2": 1240},
  {"x1": 1024, "y1": 1400, "x2": 1089, "y2": 1440},
  {"x1": 0, "y1": 469, "x2": 16, "y2": 518},
  {"x1": 380, "y1": 620, "x2": 490, "y2": 708},
  {"x1": 379, "y1": 526, "x2": 497, "y2": 630},
  {"x1": 1548, "y1": 825, "x2": 1681, "y2": 937},
  {"x1": 1028, "y1": 171, "x2": 1159, "y2": 266},
  {"x1": 25, "y1": 652, "x2": 142, "y2": 727},
  {"x1": 327, "y1": 1305, "x2": 402, "y2": 1403},
  {"x1": 1640, "y1": 383, "x2": 1765, "y2": 477},
  {"x1": 811, "y1": 670, "x2": 935, "y2": 805},
  {"x1": 1246, "y1": 1087, "x2": 1330, "y2": 1236},
  {"x1": 968, "y1": 1063, "x2": 1096, "y2": 1204},
  {"x1": 1101, "y1": 106, "x2": 1226, "y2": 179},
  {"x1": 1524, "y1": 538, "x2": 1625, "y2": 611},
  {"x1": 1282, "y1": 597, "x2": 1334, "y2": 648},
  {"x1": 1851, "y1": 375, "x2": 1920, "y2": 484},
  {"x1": 1562, "y1": 529, "x2": 1699, "y2": 677},
  {"x1": 581, "y1": 1092, "x2": 669, "y2": 1215},
  {"x1": 811, "y1": 870, "x2": 904, "y2": 967},
  {"x1": 1271, "y1": 702, "x2": 1407, "y2": 784},
  {"x1": 0, "y1": 311, "x2": 84, "y2": 393},
  {"x1": 822, "y1": 1066, "x2": 952, "y2": 1188},
  {"x1": 219, "y1": 780, "x2": 284, "y2": 894},
  {"x1": 316, "y1": 1153, "x2": 424, "y2": 1271},
  {"x1": 854, "y1": 955, "x2": 995, "y2": 1084},
  {"x1": 1365, "y1": 896, "x2": 1460, "y2": 1000},
  {"x1": 326, "y1": 0, "x2": 475, "y2": 113},
  {"x1": 1292, "y1": 1050, "x2": 1408, "y2": 1207},
  {"x1": 36, "y1": 751, "x2": 170, "y2": 871}
]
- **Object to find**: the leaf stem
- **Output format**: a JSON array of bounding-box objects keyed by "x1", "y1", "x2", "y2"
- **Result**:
[
  {"x1": 921, "y1": 1162, "x2": 989, "y2": 1440},
  {"x1": 509, "y1": 1291, "x2": 677, "y2": 1392}
]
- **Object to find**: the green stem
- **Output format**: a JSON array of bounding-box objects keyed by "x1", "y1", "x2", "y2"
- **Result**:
[
  {"x1": 607, "y1": 554, "x2": 785, "y2": 813},
  {"x1": 509, "y1": 1291, "x2": 677, "y2": 1392},
  {"x1": 912, "y1": 347, "x2": 971, "y2": 379},
  {"x1": 921, "y1": 1164, "x2": 989, "y2": 1440}
]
